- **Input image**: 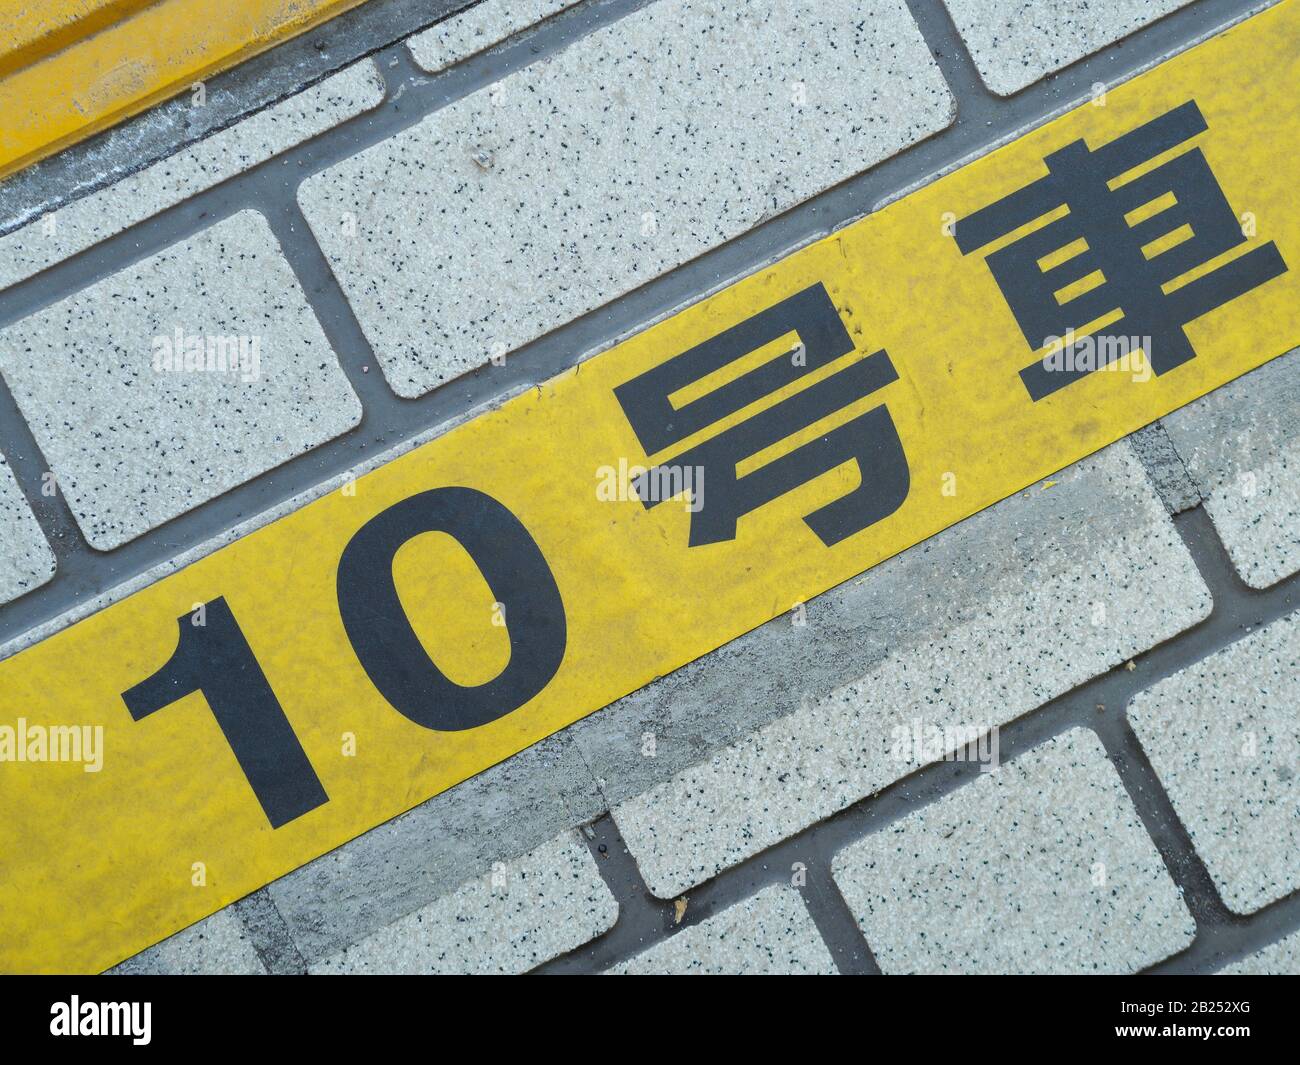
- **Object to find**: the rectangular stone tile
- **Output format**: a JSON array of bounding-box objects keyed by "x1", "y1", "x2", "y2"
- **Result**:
[
  {"x1": 308, "y1": 830, "x2": 616, "y2": 974},
  {"x1": 0, "y1": 453, "x2": 54, "y2": 605},
  {"x1": 607, "y1": 883, "x2": 835, "y2": 975},
  {"x1": 268, "y1": 732, "x2": 605, "y2": 963},
  {"x1": 588, "y1": 443, "x2": 1210, "y2": 898},
  {"x1": 1219, "y1": 930, "x2": 1300, "y2": 974},
  {"x1": 407, "y1": 0, "x2": 582, "y2": 72},
  {"x1": 944, "y1": 0, "x2": 1195, "y2": 96},
  {"x1": 108, "y1": 910, "x2": 265, "y2": 975},
  {"x1": 1129, "y1": 610, "x2": 1300, "y2": 914},
  {"x1": 0, "y1": 210, "x2": 362, "y2": 549},
  {"x1": 1161, "y1": 348, "x2": 1300, "y2": 588},
  {"x1": 833, "y1": 728, "x2": 1195, "y2": 973},
  {"x1": 0, "y1": 61, "x2": 384, "y2": 292},
  {"x1": 300, "y1": 0, "x2": 953, "y2": 397}
]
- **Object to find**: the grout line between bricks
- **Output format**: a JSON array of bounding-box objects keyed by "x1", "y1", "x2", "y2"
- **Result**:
[
  {"x1": 538, "y1": 813, "x2": 666, "y2": 974},
  {"x1": 0, "y1": 373, "x2": 90, "y2": 566},
  {"x1": 259, "y1": 188, "x2": 404, "y2": 422},
  {"x1": 903, "y1": 0, "x2": 1000, "y2": 118},
  {"x1": 793, "y1": 852, "x2": 882, "y2": 975}
]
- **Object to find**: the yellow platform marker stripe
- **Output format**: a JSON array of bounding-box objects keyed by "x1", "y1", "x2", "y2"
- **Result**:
[
  {"x1": 0, "y1": 0, "x2": 371, "y2": 181},
  {"x1": 3, "y1": 0, "x2": 1299, "y2": 973}
]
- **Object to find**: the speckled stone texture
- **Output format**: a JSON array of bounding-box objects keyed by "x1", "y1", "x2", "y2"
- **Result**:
[
  {"x1": 1161, "y1": 347, "x2": 1300, "y2": 588},
  {"x1": 266, "y1": 732, "x2": 604, "y2": 963},
  {"x1": 0, "y1": 454, "x2": 54, "y2": 605},
  {"x1": 0, "y1": 61, "x2": 384, "y2": 292},
  {"x1": 596, "y1": 443, "x2": 1210, "y2": 898},
  {"x1": 407, "y1": 0, "x2": 581, "y2": 72},
  {"x1": 109, "y1": 910, "x2": 265, "y2": 975},
  {"x1": 0, "y1": 211, "x2": 362, "y2": 549},
  {"x1": 833, "y1": 728, "x2": 1195, "y2": 973},
  {"x1": 609, "y1": 884, "x2": 835, "y2": 975},
  {"x1": 1129, "y1": 611, "x2": 1300, "y2": 914},
  {"x1": 307, "y1": 831, "x2": 616, "y2": 974},
  {"x1": 943, "y1": 0, "x2": 1195, "y2": 95},
  {"x1": 1219, "y1": 930, "x2": 1300, "y2": 974},
  {"x1": 300, "y1": 0, "x2": 953, "y2": 397}
]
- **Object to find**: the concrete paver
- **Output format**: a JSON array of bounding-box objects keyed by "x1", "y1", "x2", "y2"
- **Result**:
[
  {"x1": 1129, "y1": 610, "x2": 1300, "y2": 914},
  {"x1": 0, "y1": 453, "x2": 54, "y2": 605},
  {"x1": 593, "y1": 444, "x2": 1210, "y2": 898},
  {"x1": 267, "y1": 733, "x2": 604, "y2": 964},
  {"x1": 0, "y1": 60, "x2": 384, "y2": 293},
  {"x1": 944, "y1": 0, "x2": 1195, "y2": 95},
  {"x1": 1161, "y1": 348, "x2": 1300, "y2": 588},
  {"x1": 608, "y1": 884, "x2": 835, "y2": 975},
  {"x1": 1219, "y1": 929, "x2": 1300, "y2": 974},
  {"x1": 0, "y1": 210, "x2": 362, "y2": 549},
  {"x1": 308, "y1": 831, "x2": 616, "y2": 974},
  {"x1": 109, "y1": 910, "x2": 265, "y2": 976},
  {"x1": 407, "y1": 0, "x2": 582, "y2": 72},
  {"x1": 833, "y1": 728, "x2": 1196, "y2": 974},
  {"x1": 299, "y1": 0, "x2": 953, "y2": 396}
]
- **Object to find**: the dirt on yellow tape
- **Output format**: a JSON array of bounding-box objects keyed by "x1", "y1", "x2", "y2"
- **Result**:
[
  {"x1": 2, "y1": 0, "x2": 1299, "y2": 973},
  {"x1": 0, "y1": 0, "x2": 370, "y2": 180}
]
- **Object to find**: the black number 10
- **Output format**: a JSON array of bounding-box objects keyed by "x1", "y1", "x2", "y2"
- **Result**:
[{"x1": 123, "y1": 487, "x2": 567, "y2": 829}]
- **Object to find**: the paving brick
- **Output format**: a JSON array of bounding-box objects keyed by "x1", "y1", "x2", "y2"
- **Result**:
[
  {"x1": 1161, "y1": 348, "x2": 1300, "y2": 588},
  {"x1": 300, "y1": 0, "x2": 953, "y2": 397},
  {"x1": 586, "y1": 443, "x2": 1210, "y2": 898},
  {"x1": 1218, "y1": 930, "x2": 1300, "y2": 975},
  {"x1": 308, "y1": 830, "x2": 616, "y2": 974},
  {"x1": 0, "y1": 453, "x2": 54, "y2": 605},
  {"x1": 407, "y1": 0, "x2": 582, "y2": 72},
  {"x1": 833, "y1": 728, "x2": 1195, "y2": 973},
  {"x1": 0, "y1": 61, "x2": 384, "y2": 293},
  {"x1": 268, "y1": 732, "x2": 604, "y2": 963},
  {"x1": 608, "y1": 883, "x2": 834, "y2": 975},
  {"x1": 0, "y1": 210, "x2": 362, "y2": 549},
  {"x1": 1129, "y1": 610, "x2": 1300, "y2": 914},
  {"x1": 944, "y1": 0, "x2": 1195, "y2": 96},
  {"x1": 109, "y1": 910, "x2": 265, "y2": 975}
]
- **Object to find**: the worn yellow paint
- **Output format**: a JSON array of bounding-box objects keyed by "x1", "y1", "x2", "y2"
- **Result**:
[
  {"x1": 2, "y1": 0, "x2": 1299, "y2": 974},
  {"x1": 0, "y1": 0, "x2": 370, "y2": 180}
]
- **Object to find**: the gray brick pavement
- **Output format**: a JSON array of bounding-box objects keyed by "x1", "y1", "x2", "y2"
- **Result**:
[
  {"x1": 1161, "y1": 348, "x2": 1300, "y2": 589},
  {"x1": 594, "y1": 443, "x2": 1210, "y2": 898},
  {"x1": 833, "y1": 728, "x2": 1195, "y2": 974},
  {"x1": 407, "y1": 0, "x2": 582, "y2": 72},
  {"x1": 0, "y1": 453, "x2": 54, "y2": 605},
  {"x1": 608, "y1": 883, "x2": 835, "y2": 975},
  {"x1": 1219, "y1": 929, "x2": 1300, "y2": 974},
  {"x1": 944, "y1": 0, "x2": 1196, "y2": 95},
  {"x1": 0, "y1": 61, "x2": 384, "y2": 293},
  {"x1": 1129, "y1": 609, "x2": 1300, "y2": 914},
  {"x1": 307, "y1": 831, "x2": 616, "y2": 974},
  {"x1": 299, "y1": 0, "x2": 953, "y2": 396},
  {"x1": 267, "y1": 733, "x2": 603, "y2": 965},
  {"x1": 0, "y1": 0, "x2": 1296, "y2": 977},
  {"x1": 0, "y1": 211, "x2": 362, "y2": 548},
  {"x1": 110, "y1": 911, "x2": 266, "y2": 976}
]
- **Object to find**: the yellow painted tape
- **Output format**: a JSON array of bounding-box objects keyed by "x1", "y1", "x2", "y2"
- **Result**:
[
  {"x1": 3, "y1": 0, "x2": 1299, "y2": 973},
  {"x1": 0, "y1": 0, "x2": 371, "y2": 181}
]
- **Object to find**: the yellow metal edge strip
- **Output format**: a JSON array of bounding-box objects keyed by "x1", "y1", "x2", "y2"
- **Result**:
[{"x1": 0, "y1": 0, "x2": 371, "y2": 181}]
